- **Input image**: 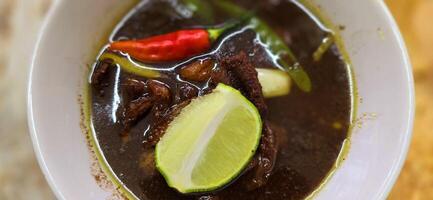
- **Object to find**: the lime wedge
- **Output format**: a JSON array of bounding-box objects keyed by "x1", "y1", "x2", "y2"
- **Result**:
[
  {"x1": 155, "y1": 84, "x2": 262, "y2": 194},
  {"x1": 257, "y1": 68, "x2": 291, "y2": 98}
]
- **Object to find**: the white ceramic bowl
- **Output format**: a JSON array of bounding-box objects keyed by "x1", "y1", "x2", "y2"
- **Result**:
[{"x1": 28, "y1": 0, "x2": 414, "y2": 199}]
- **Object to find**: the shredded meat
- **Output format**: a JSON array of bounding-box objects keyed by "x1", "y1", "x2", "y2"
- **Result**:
[
  {"x1": 91, "y1": 59, "x2": 113, "y2": 85},
  {"x1": 209, "y1": 65, "x2": 242, "y2": 91},
  {"x1": 147, "y1": 80, "x2": 171, "y2": 103},
  {"x1": 120, "y1": 76, "x2": 197, "y2": 145},
  {"x1": 121, "y1": 80, "x2": 171, "y2": 133},
  {"x1": 142, "y1": 82, "x2": 198, "y2": 146},
  {"x1": 216, "y1": 52, "x2": 277, "y2": 190},
  {"x1": 220, "y1": 52, "x2": 268, "y2": 116},
  {"x1": 180, "y1": 59, "x2": 215, "y2": 82},
  {"x1": 122, "y1": 95, "x2": 154, "y2": 132},
  {"x1": 177, "y1": 83, "x2": 199, "y2": 102},
  {"x1": 147, "y1": 80, "x2": 172, "y2": 130},
  {"x1": 144, "y1": 100, "x2": 191, "y2": 146},
  {"x1": 246, "y1": 121, "x2": 278, "y2": 190},
  {"x1": 122, "y1": 78, "x2": 147, "y2": 100}
]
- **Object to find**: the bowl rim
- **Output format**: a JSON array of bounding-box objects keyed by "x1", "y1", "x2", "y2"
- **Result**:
[
  {"x1": 27, "y1": 0, "x2": 415, "y2": 199},
  {"x1": 28, "y1": 0, "x2": 67, "y2": 199},
  {"x1": 370, "y1": 1, "x2": 415, "y2": 199}
]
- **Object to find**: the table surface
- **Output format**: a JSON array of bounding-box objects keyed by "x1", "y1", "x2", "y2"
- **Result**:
[
  {"x1": 0, "y1": 0, "x2": 431, "y2": 199},
  {"x1": 385, "y1": 0, "x2": 433, "y2": 199}
]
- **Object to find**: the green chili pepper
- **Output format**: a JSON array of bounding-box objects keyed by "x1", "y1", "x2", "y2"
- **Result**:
[
  {"x1": 99, "y1": 53, "x2": 162, "y2": 78},
  {"x1": 250, "y1": 18, "x2": 312, "y2": 92},
  {"x1": 313, "y1": 34, "x2": 335, "y2": 62},
  {"x1": 213, "y1": 0, "x2": 312, "y2": 92}
]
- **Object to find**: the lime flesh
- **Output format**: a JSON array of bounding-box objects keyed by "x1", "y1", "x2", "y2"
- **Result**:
[{"x1": 155, "y1": 84, "x2": 262, "y2": 194}]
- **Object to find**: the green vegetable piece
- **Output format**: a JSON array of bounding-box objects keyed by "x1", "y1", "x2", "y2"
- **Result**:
[
  {"x1": 313, "y1": 34, "x2": 335, "y2": 62},
  {"x1": 250, "y1": 18, "x2": 312, "y2": 92},
  {"x1": 257, "y1": 68, "x2": 291, "y2": 98},
  {"x1": 282, "y1": 61, "x2": 312, "y2": 93},
  {"x1": 249, "y1": 18, "x2": 297, "y2": 63}
]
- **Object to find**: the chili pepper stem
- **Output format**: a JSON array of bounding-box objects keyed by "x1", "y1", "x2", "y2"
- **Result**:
[
  {"x1": 207, "y1": 18, "x2": 248, "y2": 42},
  {"x1": 207, "y1": 28, "x2": 226, "y2": 42}
]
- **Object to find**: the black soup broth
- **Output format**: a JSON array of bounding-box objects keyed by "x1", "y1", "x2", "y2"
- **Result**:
[{"x1": 89, "y1": 0, "x2": 354, "y2": 199}]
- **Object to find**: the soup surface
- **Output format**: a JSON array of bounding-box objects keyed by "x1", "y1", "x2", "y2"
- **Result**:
[{"x1": 88, "y1": 0, "x2": 354, "y2": 199}]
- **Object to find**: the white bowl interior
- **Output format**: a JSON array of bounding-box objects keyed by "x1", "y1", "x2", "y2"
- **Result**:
[{"x1": 29, "y1": 0, "x2": 414, "y2": 199}]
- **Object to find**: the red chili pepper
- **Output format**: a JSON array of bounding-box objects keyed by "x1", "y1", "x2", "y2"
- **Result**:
[{"x1": 109, "y1": 27, "x2": 228, "y2": 63}]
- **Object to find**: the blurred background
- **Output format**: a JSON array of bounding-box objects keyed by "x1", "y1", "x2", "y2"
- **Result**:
[{"x1": 0, "y1": 0, "x2": 431, "y2": 199}]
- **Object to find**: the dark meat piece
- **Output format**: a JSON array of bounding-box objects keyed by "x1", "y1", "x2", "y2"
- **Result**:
[
  {"x1": 122, "y1": 80, "x2": 171, "y2": 131},
  {"x1": 220, "y1": 52, "x2": 268, "y2": 116},
  {"x1": 140, "y1": 83, "x2": 197, "y2": 146},
  {"x1": 147, "y1": 80, "x2": 171, "y2": 103},
  {"x1": 188, "y1": 52, "x2": 278, "y2": 190},
  {"x1": 122, "y1": 95, "x2": 154, "y2": 132},
  {"x1": 144, "y1": 100, "x2": 191, "y2": 146},
  {"x1": 246, "y1": 121, "x2": 278, "y2": 190},
  {"x1": 180, "y1": 59, "x2": 215, "y2": 82},
  {"x1": 147, "y1": 80, "x2": 172, "y2": 129},
  {"x1": 177, "y1": 83, "x2": 199, "y2": 102},
  {"x1": 209, "y1": 65, "x2": 242, "y2": 91},
  {"x1": 215, "y1": 52, "x2": 277, "y2": 190},
  {"x1": 91, "y1": 59, "x2": 113, "y2": 85},
  {"x1": 122, "y1": 78, "x2": 147, "y2": 100}
]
